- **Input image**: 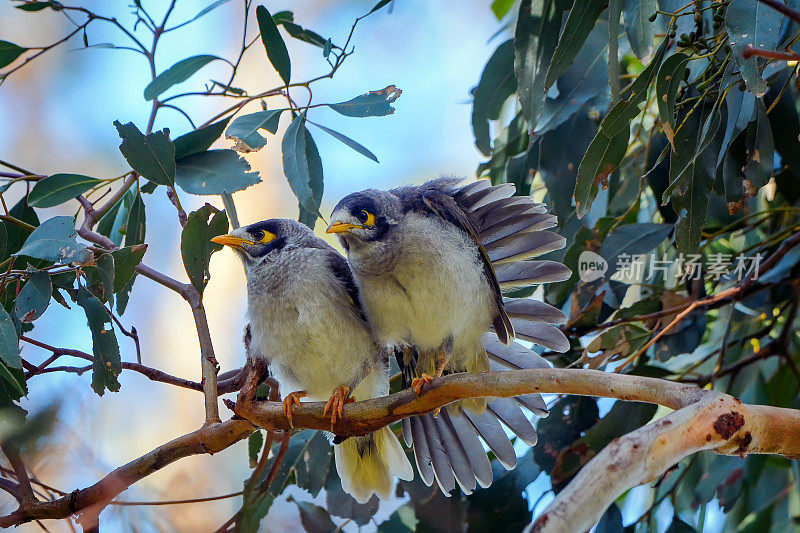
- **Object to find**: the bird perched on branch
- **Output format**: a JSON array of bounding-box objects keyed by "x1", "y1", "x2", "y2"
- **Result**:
[
  {"x1": 212, "y1": 219, "x2": 413, "y2": 503},
  {"x1": 328, "y1": 178, "x2": 571, "y2": 494}
]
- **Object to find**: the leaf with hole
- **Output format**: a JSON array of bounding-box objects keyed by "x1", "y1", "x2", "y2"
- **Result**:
[
  {"x1": 225, "y1": 110, "x2": 285, "y2": 153},
  {"x1": 15, "y1": 216, "x2": 90, "y2": 264},
  {"x1": 144, "y1": 55, "x2": 222, "y2": 101},
  {"x1": 175, "y1": 149, "x2": 261, "y2": 195},
  {"x1": 76, "y1": 287, "x2": 121, "y2": 396},
  {"x1": 28, "y1": 174, "x2": 102, "y2": 208},
  {"x1": 14, "y1": 269, "x2": 51, "y2": 323},
  {"x1": 114, "y1": 121, "x2": 176, "y2": 187},
  {"x1": 327, "y1": 85, "x2": 402, "y2": 117}
]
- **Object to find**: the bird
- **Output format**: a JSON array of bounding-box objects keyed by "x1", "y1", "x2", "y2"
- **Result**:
[
  {"x1": 212, "y1": 219, "x2": 413, "y2": 503},
  {"x1": 327, "y1": 178, "x2": 571, "y2": 494}
]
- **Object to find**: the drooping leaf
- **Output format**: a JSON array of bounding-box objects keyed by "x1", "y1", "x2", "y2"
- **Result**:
[
  {"x1": 175, "y1": 149, "x2": 261, "y2": 195},
  {"x1": 76, "y1": 287, "x2": 121, "y2": 395},
  {"x1": 327, "y1": 85, "x2": 402, "y2": 117},
  {"x1": 294, "y1": 501, "x2": 337, "y2": 533},
  {"x1": 180, "y1": 204, "x2": 228, "y2": 295},
  {"x1": 309, "y1": 121, "x2": 378, "y2": 162},
  {"x1": 514, "y1": 0, "x2": 571, "y2": 130},
  {"x1": 143, "y1": 55, "x2": 221, "y2": 101},
  {"x1": 717, "y1": 82, "x2": 756, "y2": 171},
  {"x1": 15, "y1": 2, "x2": 57, "y2": 11},
  {"x1": 124, "y1": 192, "x2": 146, "y2": 247},
  {"x1": 368, "y1": 0, "x2": 393, "y2": 15},
  {"x1": 655, "y1": 52, "x2": 690, "y2": 145},
  {"x1": 0, "y1": 306, "x2": 21, "y2": 370},
  {"x1": 110, "y1": 244, "x2": 147, "y2": 292},
  {"x1": 96, "y1": 192, "x2": 132, "y2": 248},
  {"x1": 279, "y1": 20, "x2": 328, "y2": 48},
  {"x1": 28, "y1": 174, "x2": 102, "y2": 208},
  {"x1": 225, "y1": 109, "x2": 284, "y2": 153},
  {"x1": 472, "y1": 39, "x2": 517, "y2": 155},
  {"x1": 256, "y1": 5, "x2": 291, "y2": 85},
  {"x1": 248, "y1": 430, "x2": 263, "y2": 467},
  {"x1": 600, "y1": 222, "x2": 672, "y2": 275},
  {"x1": 725, "y1": 0, "x2": 783, "y2": 97},
  {"x1": 536, "y1": 21, "x2": 610, "y2": 136},
  {"x1": 1, "y1": 197, "x2": 39, "y2": 264},
  {"x1": 623, "y1": 0, "x2": 657, "y2": 58},
  {"x1": 742, "y1": 99, "x2": 774, "y2": 191},
  {"x1": 173, "y1": 117, "x2": 231, "y2": 159},
  {"x1": 15, "y1": 216, "x2": 90, "y2": 264},
  {"x1": 282, "y1": 115, "x2": 324, "y2": 223},
  {"x1": 0, "y1": 40, "x2": 27, "y2": 69},
  {"x1": 114, "y1": 121, "x2": 176, "y2": 187},
  {"x1": 595, "y1": 503, "x2": 623, "y2": 533},
  {"x1": 179, "y1": 0, "x2": 233, "y2": 27},
  {"x1": 545, "y1": 0, "x2": 609, "y2": 88},
  {"x1": 13, "y1": 269, "x2": 51, "y2": 323}
]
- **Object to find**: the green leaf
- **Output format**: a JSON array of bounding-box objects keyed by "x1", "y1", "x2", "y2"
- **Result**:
[
  {"x1": 573, "y1": 124, "x2": 629, "y2": 217},
  {"x1": 2, "y1": 197, "x2": 39, "y2": 264},
  {"x1": 326, "y1": 85, "x2": 402, "y2": 117},
  {"x1": 14, "y1": 269, "x2": 51, "y2": 323},
  {"x1": 545, "y1": 0, "x2": 608, "y2": 88},
  {"x1": 173, "y1": 118, "x2": 231, "y2": 159},
  {"x1": 175, "y1": 149, "x2": 261, "y2": 195},
  {"x1": 110, "y1": 244, "x2": 147, "y2": 292},
  {"x1": 97, "y1": 192, "x2": 132, "y2": 248},
  {"x1": 28, "y1": 173, "x2": 102, "y2": 208},
  {"x1": 0, "y1": 306, "x2": 21, "y2": 370},
  {"x1": 248, "y1": 430, "x2": 263, "y2": 468},
  {"x1": 535, "y1": 22, "x2": 609, "y2": 136},
  {"x1": 85, "y1": 253, "x2": 115, "y2": 307},
  {"x1": 256, "y1": 5, "x2": 291, "y2": 85},
  {"x1": 595, "y1": 504, "x2": 623, "y2": 533},
  {"x1": 655, "y1": 52, "x2": 690, "y2": 145},
  {"x1": 125, "y1": 192, "x2": 146, "y2": 247},
  {"x1": 491, "y1": 0, "x2": 516, "y2": 19},
  {"x1": 15, "y1": 216, "x2": 90, "y2": 264},
  {"x1": 514, "y1": 0, "x2": 571, "y2": 130},
  {"x1": 623, "y1": 0, "x2": 656, "y2": 58},
  {"x1": 294, "y1": 501, "x2": 337, "y2": 533},
  {"x1": 309, "y1": 121, "x2": 378, "y2": 162},
  {"x1": 717, "y1": 70, "x2": 755, "y2": 170},
  {"x1": 180, "y1": 204, "x2": 228, "y2": 295},
  {"x1": 76, "y1": 288, "x2": 121, "y2": 395},
  {"x1": 600, "y1": 222, "x2": 672, "y2": 273},
  {"x1": 743, "y1": 99, "x2": 774, "y2": 190},
  {"x1": 114, "y1": 121, "x2": 176, "y2": 187},
  {"x1": 282, "y1": 116, "x2": 324, "y2": 223},
  {"x1": 144, "y1": 55, "x2": 221, "y2": 101},
  {"x1": 279, "y1": 20, "x2": 328, "y2": 48},
  {"x1": 368, "y1": 0, "x2": 393, "y2": 15},
  {"x1": 225, "y1": 110, "x2": 285, "y2": 153},
  {"x1": 16, "y1": 2, "x2": 56, "y2": 12},
  {"x1": 726, "y1": 0, "x2": 783, "y2": 97},
  {"x1": 291, "y1": 431, "x2": 332, "y2": 497},
  {"x1": 471, "y1": 40, "x2": 517, "y2": 155},
  {"x1": 180, "y1": 0, "x2": 233, "y2": 26},
  {"x1": 0, "y1": 40, "x2": 27, "y2": 69},
  {"x1": 666, "y1": 516, "x2": 697, "y2": 533},
  {"x1": 0, "y1": 362, "x2": 25, "y2": 399}
]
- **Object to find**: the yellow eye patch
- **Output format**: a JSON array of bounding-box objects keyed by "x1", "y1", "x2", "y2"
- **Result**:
[
  {"x1": 359, "y1": 210, "x2": 376, "y2": 227},
  {"x1": 256, "y1": 230, "x2": 276, "y2": 243}
]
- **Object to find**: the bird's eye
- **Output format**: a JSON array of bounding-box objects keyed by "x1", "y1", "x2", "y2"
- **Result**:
[
  {"x1": 358, "y1": 210, "x2": 376, "y2": 226},
  {"x1": 252, "y1": 229, "x2": 265, "y2": 241}
]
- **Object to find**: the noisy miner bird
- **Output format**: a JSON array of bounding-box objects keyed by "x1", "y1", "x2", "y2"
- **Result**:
[
  {"x1": 327, "y1": 178, "x2": 571, "y2": 494},
  {"x1": 212, "y1": 219, "x2": 413, "y2": 503}
]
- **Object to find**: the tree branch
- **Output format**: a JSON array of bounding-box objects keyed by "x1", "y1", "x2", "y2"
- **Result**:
[{"x1": 0, "y1": 419, "x2": 254, "y2": 528}]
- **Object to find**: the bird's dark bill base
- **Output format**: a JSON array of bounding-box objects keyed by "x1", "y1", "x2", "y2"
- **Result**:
[
  {"x1": 282, "y1": 390, "x2": 307, "y2": 427},
  {"x1": 324, "y1": 385, "x2": 355, "y2": 431}
]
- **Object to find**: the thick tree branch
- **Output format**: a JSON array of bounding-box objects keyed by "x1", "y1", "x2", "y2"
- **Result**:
[{"x1": 0, "y1": 419, "x2": 254, "y2": 528}]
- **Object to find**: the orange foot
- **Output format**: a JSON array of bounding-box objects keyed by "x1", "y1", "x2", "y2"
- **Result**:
[
  {"x1": 282, "y1": 391, "x2": 307, "y2": 427},
  {"x1": 324, "y1": 386, "x2": 355, "y2": 430},
  {"x1": 411, "y1": 373, "x2": 434, "y2": 396}
]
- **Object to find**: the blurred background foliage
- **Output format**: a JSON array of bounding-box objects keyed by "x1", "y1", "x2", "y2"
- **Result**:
[{"x1": 1, "y1": 0, "x2": 800, "y2": 531}]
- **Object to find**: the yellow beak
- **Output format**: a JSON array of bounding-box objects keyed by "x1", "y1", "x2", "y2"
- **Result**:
[
  {"x1": 211, "y1": 234, "x2": 254, "y2": 248},
  {"x1": 326, "y1": 221, "x2": 361, "y2": 234}
]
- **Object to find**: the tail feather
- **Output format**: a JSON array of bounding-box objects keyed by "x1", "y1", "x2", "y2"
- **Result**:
[
  {"x1": 483, "y1": 333, "x2": 551, "y2": 370},
  {"x1": 488, "y1": 398, "x2": 539, "y2": 446},
  {"x1": 509, "y1": 318, "x2": 570, "y2": 352},
  {"x1": 460, "y1": 407, "x2": 517, "y2": 470},
  {"x1": 485, "y1": 231, "x2": 567, "y2": 264},
  {"x1": 420, "y1": 414, "x2": 457, "y2": 494},
  {"x1": 334, "y1": 427, "x2": 412, "y2": 504},
  {"x1": 515, "y1": 393, "x2": 549, "y2": 416},
  {"x1": 432, "y1": 413, "x2": 477, "y2": 494},
  {"x1": 401, "y1": 416, "x2": 413, "y2": 447},
  {"x1": 410, "y1": 415, "x2": 435, "y2": 486},
  {"x1": 481, "y1": 212, "x2": 558, "y2": 244},
  {"x1": 442, "y1": 407, "x2": 493, "y2": 488},
  {"x1": 503, "y1": 297, "x2": 567, "y2": 324},
  {"x1": 496, "y1": 260, "x2": 572, "y2": 289}
]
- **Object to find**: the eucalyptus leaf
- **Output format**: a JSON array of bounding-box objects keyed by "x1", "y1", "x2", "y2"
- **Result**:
[
  {"x1": 15, "y1": 216, "x2": 90, "y2": 264},
  {"x1": 28, "y1": 174, "x2": 102, "y2": 208},
  {"x1": 76, "y1": 288, "x2": 121, "y2": 396},
  {"x1": 180, "y1": 204, "x2": 228, "y2": 295},
  {"x1": 309, "y1": 121, "x2": 378, "y2": 162},
  {"x1": 114, "y1": 121, "x2": 176, "y2": 187},
  {"x1": 14, "y1": 270, "x2": 51, "y2": 323},
  {"x1": 144, "y1": 55, "x2": 221, "y2": 101},
  {"x1": 282, "y1": 115, "x2": 324, "y2": 223},
  {"x1": 327, "y1": 86, "x2": 402, "y2": 117},
  {"x1": 726, "y1": 0, "x2": 783, "y2": 97},
  {"x1": 173, "y1": 118, "x2": 231, "y2": 159},
  {"x1": 225, "y1": 110, "x2": 284, "y2": 153},
  {"x1": 125, "y1": 192, "x2": 146, "y2": 247},
  {"x1": 472, "y1": 40, "x2": 517, "y2": 155},
  {"x1": 175, "y1": 149, "x2": 261, "y2": 195},
  {"x1": 0, "y1": 306, "x2": 21, "y2": 370},
  {"x1": 256, "y1": 5, "x2": 291, "y2": 85},
  {"x1": 544, "y1": 0, "x2": 608, "y2": 88},
  {"x1": 0, "y1": 40, "x2": 27, "y2": 69}
]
